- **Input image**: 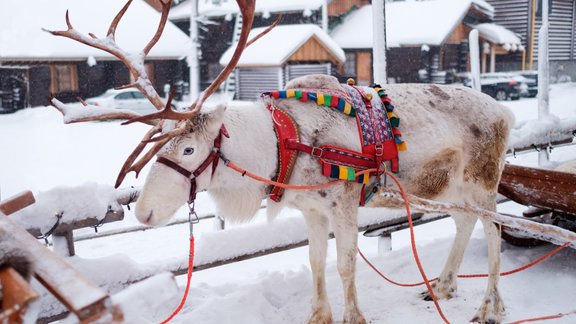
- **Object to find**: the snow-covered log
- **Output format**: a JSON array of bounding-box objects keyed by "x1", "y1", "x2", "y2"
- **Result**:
[{"x1": 374, "y1": 188, "x2": 576, "y2": 248}]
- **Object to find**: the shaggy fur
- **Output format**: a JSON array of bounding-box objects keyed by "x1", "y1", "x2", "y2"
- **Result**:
[{"x1": 135, "y1": 75, "x2": 514, "y2": 324}]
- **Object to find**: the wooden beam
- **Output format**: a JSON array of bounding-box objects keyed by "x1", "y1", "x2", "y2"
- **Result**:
[
  {"x1": 0, "y1": 212, "x2": 120, "y2": 322},
  {"x1": 0, "y1": 267, "x2": 39, "y2": 324},
  {"x1": 0, "y1": 191, "x2": 35, "y2": 216}
]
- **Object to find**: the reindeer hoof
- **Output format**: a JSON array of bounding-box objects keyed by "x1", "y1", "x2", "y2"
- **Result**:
[
  {"x1": 470, "y1": 316, "x2": 498, "y2": 324},
  {"x1": 308, "y1": 308, "x2": 333, "y2": 324},
  {"x1": 471, "y1": 291, "x2": 504, "y2": 324},
  {"x1": 343, "y1": 307, "x2": 366, "y2": 324}
]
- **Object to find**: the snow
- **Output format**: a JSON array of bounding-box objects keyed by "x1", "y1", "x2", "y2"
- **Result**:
[
  {"x1": 1, "y1": 84, "x2": 576, "y2": 323},
  {"x1": 474, "y1": 23, "x2": 523, "y2": 51},
  {"x1": 332, "y1": 0, "x2": 473, "y2": 49},
  {"x1": 219, "y1": 24, "x2": 345, "y2": 66},
  {"x1": 169, "y1": 0, "x2": 326, "y2": 21},
  {"x1": 0, "y1": 0, "x2": 191, "y2": 59}
]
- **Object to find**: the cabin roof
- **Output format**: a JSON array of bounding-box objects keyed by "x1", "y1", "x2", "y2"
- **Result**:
[
  {"x1": 219, "y1": 24, "x2": 345, "y2": 67},
  {"x1": 474, "y1": 23, "x2": 523, "y2": 51},
  {"x1": 0, "y1": 0, "x2": 191, "y2": 60},
  {"x1": 331, "y1": 0, "x2": 493, "y2": 49},
  {"x1": 169, "y1": 0, "x2": 326, "y2": 21}
]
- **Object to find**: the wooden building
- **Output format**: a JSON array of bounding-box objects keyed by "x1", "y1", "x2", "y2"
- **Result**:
[
  {"x1": 485, "y1": 0, "x2": 576, "y2": 79},
  {"x1": 331, "y1": 0, "x2": 523, "y2": 84},
  {"x1": 219, "y1": 24, "x2": 345, "y2": 100},
  {"x1": 0, "y1": 0, "x2": 190, "y2": 112}
]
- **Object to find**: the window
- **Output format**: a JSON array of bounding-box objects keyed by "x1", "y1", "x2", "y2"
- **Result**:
[
  {"x1": 50, "y1": 64, "x2": 79, "y2": 93},
  {"x1": 115, "y1": 92, "x2": 134, "y2": 100},
  {"x1": 132, "y1": 92, "x2": 146, "y2": 99},
  {"x1": 344, "y1": 52, "x2": 357, "y2": 77}
]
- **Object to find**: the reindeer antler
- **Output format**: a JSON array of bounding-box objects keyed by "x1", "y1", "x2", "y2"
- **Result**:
[
  {"x1": 47, "y1": 0, "x2": 279, "y2": 187},
  {"x1": 44, "y1": 0, "x2": 172, "y2": 113},
  {"x1": 123, "y1": 11, "x2": 283, "y2": 127}
]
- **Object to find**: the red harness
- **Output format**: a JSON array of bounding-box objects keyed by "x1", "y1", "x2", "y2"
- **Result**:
[
  {"x1": 156, "y1": 125, "x2": 229, "y2": 204},
  {"x1": 264, "y1": 86, "x2": 399, "y2": 204}
]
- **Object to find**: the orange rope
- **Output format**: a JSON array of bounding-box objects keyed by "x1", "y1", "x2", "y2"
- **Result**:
[
  {"x1": 226, "y1": 161, "x2": 378, "y2": 190},
  {"x1": 160, "y1": 235, "x2": 195, "y2": 324},
  {"x1": 383, "y1": 171, "x2": 451, "y2": 324},
  {"x1": 225, "y1": 159, "x2": 576, "y2": 323},
  {"x1": 507, "y1": 310, "x2": 576, "y2": 324},
  {"x1": 360, "y1": 241, "x2": 572, "y2": 286}
]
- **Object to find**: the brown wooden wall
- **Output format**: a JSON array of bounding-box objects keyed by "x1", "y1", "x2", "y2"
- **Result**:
[
  {"x1": 328, "y1": 0, "x2": 370, "y2": 16},
  {"x1": 356, "y1": 51, "x2": 373, "y2": 85},
  {"x1": 288, "y1": 36, "x2": 342, "y2": 65},
  {"x1": 446, "y1": 23, "x2": 473, "y2": 44}
]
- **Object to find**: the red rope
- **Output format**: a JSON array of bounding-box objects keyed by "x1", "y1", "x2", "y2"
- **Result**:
[
  {"x1": 360, "y1": 241, "x2": 572, "y2": 286},
  {"x1": 226, "y1": 161, "x2": 377, "y2": 190},
  {"x1": 384, "y1": 171, "x2": 451, "y2": 323},
  {"x1": 507, "y1": 310, "x2": 576, "y2": 324},
  {"x1": 161, "y1": 235, "x2": 195, "y2": 324}
]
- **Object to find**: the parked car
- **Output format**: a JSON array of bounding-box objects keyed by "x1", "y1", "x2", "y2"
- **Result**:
[
  {"x1": 86, "y1": 88, "x2": 174, "y2": 114},
  {"x1": 511, "y1": 70, "x2": 538, "y2": 97},
  {"x1": 461, "y1": 73, "x2": 528, "y2": 101}
]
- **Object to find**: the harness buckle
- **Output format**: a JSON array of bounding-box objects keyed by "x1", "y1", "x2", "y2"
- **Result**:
[
  {"x1": 311, "y1": 147, "x2": 323, "y2": 158},
  {"x1": 375, "y1": 144, "x2": 384, "y2": 157}
]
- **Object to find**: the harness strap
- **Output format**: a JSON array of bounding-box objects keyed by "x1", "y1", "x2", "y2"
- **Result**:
[
  {"x1": 284, "y1": 139, "x2": 376, "y2": 169},
  {"x1": 155, "y1": 125, "x2": 228, "y2": 204}
]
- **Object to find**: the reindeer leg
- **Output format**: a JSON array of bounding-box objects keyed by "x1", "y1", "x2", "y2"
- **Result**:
[
  {"x1": 471, "y1": 218, "x2": 504, "y2": 324},
  {"x1": 422, "y1": 213, "x2": 476, "y2": 300},
  {"x1": 330, "y1": 202, "x2": 366, "y2": 324},
  {"x1": 303, "y1": 211, "x2": 333, "y2": 324}
]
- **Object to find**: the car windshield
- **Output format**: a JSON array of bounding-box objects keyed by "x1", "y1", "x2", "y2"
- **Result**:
[{"x1": 99, "y1": 90, "x2": 119, "y2": 98}]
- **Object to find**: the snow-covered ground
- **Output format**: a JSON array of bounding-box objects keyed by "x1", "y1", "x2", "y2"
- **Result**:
[{"x1": 1, "y1": 84, "x2": 576, "y2": 323}]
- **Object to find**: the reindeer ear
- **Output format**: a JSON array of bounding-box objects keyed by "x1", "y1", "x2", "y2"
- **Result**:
[{"x1": 195, "y1": 103, "x2": 226, "y2": 137}]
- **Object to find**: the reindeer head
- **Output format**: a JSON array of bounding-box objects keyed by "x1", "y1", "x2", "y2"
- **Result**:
[
  {"x1": 48, "y1": 0, "x2": 280, "y2": 225},
  {"x1": 135, "y1": 104, "x2": 226, "y2": 225}
]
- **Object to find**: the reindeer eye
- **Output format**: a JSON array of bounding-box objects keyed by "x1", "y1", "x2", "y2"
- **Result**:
[{"x1": 183, "y1": 147, "x2": 194, "y2": 155}]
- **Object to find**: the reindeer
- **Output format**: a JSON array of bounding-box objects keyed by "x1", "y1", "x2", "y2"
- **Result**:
[{"x1": 47, "y1": 0, "x2": 514, "y2": 323}]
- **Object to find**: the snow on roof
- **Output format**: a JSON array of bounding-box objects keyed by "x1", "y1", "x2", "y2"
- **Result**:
[
  {"x1": 331, "y1": 0, "x2": 474, "y2": 48},
  {"x1": 0, "y1": 0, "x2": 191, "y2": 60},
  {"x1": 169, "y1": 0, "x2": 325, "y2": 21},
  {"x1": 472, "y1": 0, "x2": 495, "y2": 20},
  {"x1": 219, "y1": 24, "x2": 345, "y2": 66},
  {"x1": 474, "y1": 23, "x2": 524, "y2": 51}
]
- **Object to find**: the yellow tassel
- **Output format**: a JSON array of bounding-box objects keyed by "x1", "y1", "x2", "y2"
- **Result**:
[
  {"x1": 397, "y1": 141, "x2": 407, "y2": 151},
  {"x1": 339, "y1": 166, "x2": 348, "y2": 180},
  {"x1": 343, "y1": 101, "x2": 352, "y2": 115},
  {"x1": 317, "y1": 92, "x2": 325, "y2": 105},
  {"x1": 286, "y1": 89, "x2": 295, "y2": 98}
]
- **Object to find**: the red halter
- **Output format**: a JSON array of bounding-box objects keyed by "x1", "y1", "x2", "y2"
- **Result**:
[{"x1": 156, "y1": 125, "x2": 229, "y2": 205}]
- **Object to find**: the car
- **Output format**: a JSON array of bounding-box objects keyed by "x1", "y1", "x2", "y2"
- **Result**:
[
  {"x1": 461, "y1": 73, "x2": 527, "y2": 101},
  {"x1": 511, "y1": 70, "x2": 538, "y2": 97},
  {"x1": 86, "y1": 88, "x2": 174, "y2": 114}
]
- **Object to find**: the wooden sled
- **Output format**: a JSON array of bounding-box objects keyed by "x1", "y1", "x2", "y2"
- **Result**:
[
  {"x1": 498, "y1": 163, "x2": 576, "y2": 246},
  {"x1": 0, "y1": 192, "x2": 123, "y2": 323}
]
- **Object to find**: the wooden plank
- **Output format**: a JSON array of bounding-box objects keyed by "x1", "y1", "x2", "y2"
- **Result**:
[
  {"x1": 0, "y1": 212, "x2": 113, "y2": 322},
  {"x1": 0, "y1": 267, "x2": 39, "y2": 324},
  {"x1": 0, "y1": 191, "x2": 35, "y2": 216},
  {"x1": 23, "y1": 210, "x2": 124, "y2": 238},
  {"x1": 498, "y1": 164, "x2": 576, "y2": 215}
]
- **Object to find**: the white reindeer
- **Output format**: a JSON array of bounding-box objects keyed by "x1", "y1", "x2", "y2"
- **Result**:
[{"x1": 48, "y1": 1, "x2": 514, "y2": 323}]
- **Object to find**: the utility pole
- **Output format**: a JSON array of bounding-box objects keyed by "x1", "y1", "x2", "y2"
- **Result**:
[
  {"x1": 372, "y1": 1, "x2": 387, "y2": 84},
  {"x1": 537, "y1": 0, "x2": 550, "y2": 165},
  {"x1": 469, "y1": 29, "x2": 481, "y2": 92},
  {"x1": 189, "y1": 0, "x2": 200, "y2": 100}
]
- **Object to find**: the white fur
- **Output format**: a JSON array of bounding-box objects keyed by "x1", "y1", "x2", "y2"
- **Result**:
[{"x1": 135, "y1": 75, "x2": 514, "y2": 324}]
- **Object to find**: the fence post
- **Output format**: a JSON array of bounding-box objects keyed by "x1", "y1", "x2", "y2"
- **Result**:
[{"x1": 378, "y1": 234, "x2": 392, "y2": 256}]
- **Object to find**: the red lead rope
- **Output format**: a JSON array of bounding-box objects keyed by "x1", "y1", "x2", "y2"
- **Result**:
[{"x1": 161, "y1": 235, "x2": 195, "y2": 324}]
